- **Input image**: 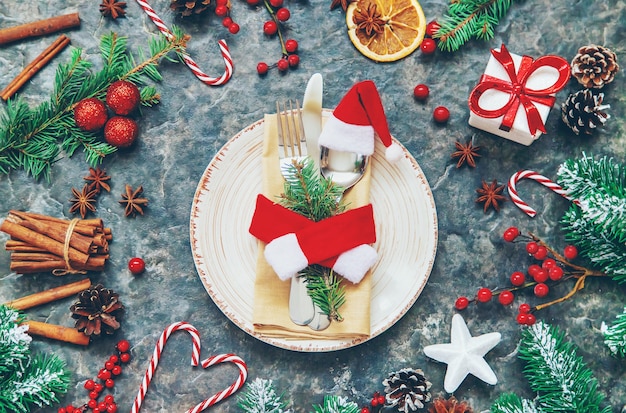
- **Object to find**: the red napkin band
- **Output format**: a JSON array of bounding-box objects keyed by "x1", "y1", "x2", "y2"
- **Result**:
[{"x1": 468, "y1": 44, "x2": 570, "y2": 135}]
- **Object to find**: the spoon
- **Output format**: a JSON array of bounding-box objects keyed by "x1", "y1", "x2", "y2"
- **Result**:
[{"x1": 307, "y1": 146, "x2": 368, "y2": 331}]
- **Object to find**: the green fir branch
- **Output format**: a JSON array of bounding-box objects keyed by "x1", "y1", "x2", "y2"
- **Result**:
[
  {"x1": 312, "y1": 396, "x2": 359, "y2": 413},
  {"x1": 557, "y1": 154, "x2": 626, "y2": 283},
  {"x1": 238, "y1": 378, "x2": 290, "y2": 413},
  {"x1": 492, "y1": 321, "x2": 610, "y2": 413},
  {"x1": 602, "y1": 307, "x2": 626, "y2": 358},
  {"x1": 434, "y1": 0, "x2": 514, "y2": 52},
  {"x1": 0, "y1": 28, "x2": 189, "y2": 181},
  {"x1": 302, "y1": 265, "x2": 346, "y2": 322}
]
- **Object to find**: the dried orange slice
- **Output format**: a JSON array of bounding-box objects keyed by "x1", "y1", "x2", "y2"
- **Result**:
[{"x1": 346, "y1": 0, "x2": 426, "y2": 62}]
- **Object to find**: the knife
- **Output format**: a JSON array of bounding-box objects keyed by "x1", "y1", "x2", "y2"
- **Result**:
[{"x1": 302, "y1": 73, "x2": 323, "y2": 172}]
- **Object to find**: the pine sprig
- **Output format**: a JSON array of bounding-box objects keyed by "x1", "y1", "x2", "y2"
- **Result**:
[
  {"x1": 0, "y1": 27, "x2": 188, "y2": 181},
  {"x1": 557, "y1": 154, "x2": 626, "y2": 283},
  {"x1": 312, "y1": 396, "x2": 359, "y2": 413},
  {"x1": 238, "y1": 378, "x2": 290, "y2": 413},
  {"x1": 434, "y1": 0, "x2": 514, "y2": 52},
  {"x1": 491, "y1": 321, "x2": 610, "y2": 413},
  {"x1": 601, "y1": 307, "x2": 626, "y2": 358},
  {"x1": 301, "y1": 265, "x2": 347, "y2": 322}
]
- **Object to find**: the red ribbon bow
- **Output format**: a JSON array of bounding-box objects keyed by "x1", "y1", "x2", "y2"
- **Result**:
[{"x1": 468, "y1": 44, "x2": 570, "y2": 136}]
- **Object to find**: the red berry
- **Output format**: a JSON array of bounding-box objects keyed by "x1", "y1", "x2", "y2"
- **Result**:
[
  {"x1": 541, "y1": 258, "x2": 556, "y2": 269},
  {"x1": 287, "y1": 54, "x2": 300, "y2": 68},
  {"x1": 74, "y1": 98, "x2": 109, "y2": 132},
  {"x1": 563, "y1": 245, "x2": 578, "y2": 260},
  {"x1": 104, "y1": 395, "x2": 115, "y2": 405},
  {"x1": 257, "y1": 62, "x2": 269, "y2": 75},
  {"x1": 420, "y1": 38, "x2": 436, "y2": 54},
  {"x1": 120, "y1": 352, "x2": 131, "y2": 363},
  {"x1": 276, "y1": 58, "x2": 289, "y2": 72},
  {"x1": 107, "y1": 405, "x2": 118, "y2": 413},
  {"x1": 525, "y1": 241, "x2": 539, "y2": 254},
  {"x1": 371, "y1": 397, "x2": 379, "y2": 407},
  {"x1": 534, "y1": 283, "x2": 549, "y2": 297},
  {"x1": 222, "y1": 16, "x2": 233, "y2": 27},
  {"x1": 58, "y1": 408, "x2": 67, "y2": 413},
  {"x1": 128, "y1": 257, "x2": 145, "y2": 274},
  {"x1": 88, "y1": 399, "x2": 98, "y2": 409},
  {"x1": 476, "y1": 287, "x2": 492, "y2": 303},
  {"x1": 106, "y1": 80, "x2": 140, "y2": 116},
  {"x1": 263, "y1": 20, "x2": 278, "y2": 35},
  {"x1": 285, "y1": 39, "x2": 298, "y2": 53},
  {"x1": 93, "y1": 408, "x2": 102, "y2": 413},
  {"x1": 228, "y1": 23, "x2": 240, "y2": 33},
  {"x1": 105, "y1": 378, "x2": 115, "y2": 388},
  {"x1": 84, "y1": 379, "x2": 96, "y2": 390},
  {"x1": 425, "y1": 20, "x2": 440, "y2": 37},
  {"x1": 99, "y1": 402, "x2": 107, "y2": 411},
  {"x1": 215, "y1": 5, "x2": 228, "y2": 16},
  {"x1": 533, "y1": 268, "x2": 549, "y2": 283},
  {"x1": 525, "y1": 313, "x2": 537, "y2": 325},
  {"x1": 510, "y1": 271, "x2": 525, "y2": 286},
  {"x1": 503, "y1": 226, "x2": 520, "y2": 242},
  {"x1": 276, "y1": 7, "x2": 290, "y2": 21},
  {"x1": 454, "y1": 296, "x2": 469, "y2": 310},
  {"x1": 516, "y1": 312, "x2": 529, "y2": 325},
  {"x1": 216, "y1": 0, "x2": 228, "y2": 5},
  {"x1": 112, "y1": 365, "x2": 122, "y2": 376},
  {"x1": 269, "y1": 0, "x2": 283, "y2": 6},
  {"x1": 94, "y1": 383, "x2": 104, "y2": 392},
  {"x1": 413, "y1": 84, "x2": 429, "y2": 101},
  {"x1": 549, "y1": 266, "x2": 564, "y2": 281},
  {"x1": 528, "y1": 264, "x2": 541, "y2": 277},
  {"x1": 498, "y1": 290, "x2": 514, "y2": 305},
  {"x1": 98, "y1": 369, "x2": 111, "y2": 380},
  {"x1": 89, "y1": 390, "x2": 99, "y2": 400},
  {"x1": 533, "y1": 245, "x2": 548, "y2": 260},
  {"x1": 105, "y1": 360, "x2": 115, "y2": 371},
  {"x1": 377, "y1": 396, "x2": 385, "y2": 405},
  {"x1": 109, "y1": 355, "x2": 119, "y2": 364},
  {"x1": 518, "y1": 303, "x2": 531, "y2": 313},
  {"x1": 104, "y1": 116, "x2": 138, "y2": 148},
  {"x1": 361, "y1": 408, "x2": 370, "y2": 413},
  {"x1": 433, "y1": 106, "x2": 450, "y2": 123},
  {"x1": 117, "y1": 339, "x2": 130, "y2": 353},
  {"x1": 247, "y1": 0, "x2": 260, "y2": 5}
]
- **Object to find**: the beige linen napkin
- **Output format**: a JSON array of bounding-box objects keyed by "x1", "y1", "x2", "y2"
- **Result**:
[{"x1": 252, "y1": 114, "x2": 372, "y2": 340}]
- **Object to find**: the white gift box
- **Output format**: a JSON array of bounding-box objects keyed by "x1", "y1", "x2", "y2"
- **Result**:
[{"x1": 468, "y1": 45, "x2": 570, "y2": 146}]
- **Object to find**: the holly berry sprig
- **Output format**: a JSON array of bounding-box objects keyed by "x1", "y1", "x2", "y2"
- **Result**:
[
  {"x1": 454, "y1": 227, "x2": 606, "y2": 326},
  {"x1": 57, "y1": 340, "x2": 132, "y2": 413},
  {"x1": 360, "y1": 392, "x2": 387, "y2": 413},
  {"x1": 254, "y1": 0, "x2": 299, "y2": 75}
]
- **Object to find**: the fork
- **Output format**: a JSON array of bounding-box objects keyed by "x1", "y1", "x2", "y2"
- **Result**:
[{"x1": 276, "y1": 100, "x2": 316, "y2": 326}]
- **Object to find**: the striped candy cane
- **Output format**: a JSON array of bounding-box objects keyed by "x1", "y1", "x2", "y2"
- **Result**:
[
  {"x1": 508, "y1": 170, "x2": 578, "y2": 217},
  {"x1": 131, "y1": 322, "x2": 248, "y2": 413},
  {"x1": 134, "y1": 0, "x2": 234, "y2": 86}
]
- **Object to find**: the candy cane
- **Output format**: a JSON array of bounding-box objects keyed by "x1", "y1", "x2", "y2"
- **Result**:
[
  {"x1": 134, "y1": 0, "x2": 234, "y2": 86},
  {"x1": 188, "y1": 354, "x2": 248, "y2": 413},
  {"x1": 508, "y1": 170, "x2": 578, "y2": 217},
  {"x1": 131, "y1": 322, "x2": 201, "y2": 413}
]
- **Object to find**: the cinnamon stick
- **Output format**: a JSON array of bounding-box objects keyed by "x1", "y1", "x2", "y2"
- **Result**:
[
  {"x1": 24, "y1": 320, "x2": 90, "y2": 346},
  {"x1": 10, "y1": 256, "x2": 108, "y2": 274},
  {"x1": 0, "y1": 13, "x2": 80, "y2": 45},
  {"x1": 5, "y1": 278, "x2": 91, "y2": 310},
  {"x1": 0, "y1": 34, "x2": 71, "y2": 101}
]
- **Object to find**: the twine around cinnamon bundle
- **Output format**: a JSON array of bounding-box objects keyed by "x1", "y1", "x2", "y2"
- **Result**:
[{"x1": 0, "y1": 210, "x2": 112, "y2": 275}]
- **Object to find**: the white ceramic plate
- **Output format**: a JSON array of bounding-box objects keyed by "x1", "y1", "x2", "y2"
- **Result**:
[{"x1": 190, "y1": 112, "x2": 438, "y2": 352}]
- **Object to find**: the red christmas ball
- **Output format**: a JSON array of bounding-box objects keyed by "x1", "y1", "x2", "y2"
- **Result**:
[
  {"x1": 104, "y1": 116, "x2": 138, "y2": 148},
  {"x1": 74, "y1": 98, "x2": 109, "y2": 132},
  {"x1": 106, "y1": 80, "x2": 140, "y2": 116}
]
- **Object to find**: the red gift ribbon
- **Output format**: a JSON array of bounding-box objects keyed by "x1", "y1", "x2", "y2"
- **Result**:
[{"x1": 468, "y1": 44, "x2": 570, "y2": 135}]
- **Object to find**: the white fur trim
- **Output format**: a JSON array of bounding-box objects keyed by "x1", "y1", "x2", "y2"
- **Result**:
[
  {"x1": 385, "y1": 142, "x2": 404, "y2": 163},
  {"x1": 264, "y1": 233, "x2": 308, "y2": 281},
  {"x1": 318, "y1": 115, "x2": 375, "y2": 155},
  {"x1": 333, "y1": 244, "x2": 378, "y2": 284}
]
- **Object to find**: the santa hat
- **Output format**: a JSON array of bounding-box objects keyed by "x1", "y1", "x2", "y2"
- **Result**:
[{"x1": 318, "y1": 80, "x2": 403, "y2": 163}]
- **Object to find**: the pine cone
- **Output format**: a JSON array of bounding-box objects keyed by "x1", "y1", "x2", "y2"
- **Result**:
[
  {"x1": 170, "y1": 0, "x2": 212, "y2": 16},
  {"x1": 428, "y1": 396, "x2": 473, "y2": 413},
  {"x1": 571, "y1": 45, "x2": 619, "y2": 89},
  {"x1": 561, "y1": 89, "x2": 610, "y2": 135},
  {"x1": 70, "y1": 284, "x2": 124, "y2": 336},
  {"x1": 383, "y1": 368, "x2": 432, "y2": 412}
]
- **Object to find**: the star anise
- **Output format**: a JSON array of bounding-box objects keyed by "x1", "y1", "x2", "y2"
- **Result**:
[
  {"x1": 99, "y1": 0, "x2": 127, "y2": 19},
  {"x1": 84, "y1": 167, "x2": 111, "y2": 194},
  {"x1": 475, "y1": 179, "x2": 507, "y2": 213},
  {"x1": 69, "y1": 184, "x2": 99, "y2": 218},
  {"x1": 119, "y1": 184, "x2": 148, "y2": 217},
  {"x1": 451, "y1": 140, "x2": 481, "y2": 168},
  {"x1": 330, "y1": 0, "x2": 355, "y2": 11},
  {"x1": 353, "y1": 3, "x2": 386, "y2": 36},
  {"x1": 428, "y1": 396, "x2": 474, "y2": 413}
]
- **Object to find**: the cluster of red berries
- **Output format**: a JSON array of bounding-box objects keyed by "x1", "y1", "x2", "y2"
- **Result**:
[
  {"x1": 455, "y1": 226, "x2": 580, "y2": 326},
  {"x1": 420, "y1": 20, "x2": 440, "y2": 55},
  {"x1": 255, "y1": 0, "x2": 299, "y2": 75},
  {"x1": 216, "y1": 0, "x2": 241, "y2": 34},
  {"x1": 360, "y1": 392, "x2": 387, "y2": 413},
  {"x1": 57, "y1": 340, "x2": 132, "y2": 413},
  {"x1": 73, "y1": 80, "x2": 142, "y2": 148}
]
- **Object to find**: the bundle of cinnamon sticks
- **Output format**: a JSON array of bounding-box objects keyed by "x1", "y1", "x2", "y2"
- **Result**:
[{"x1": 1, "y1": 211, "x2": 112, "y2": 275}]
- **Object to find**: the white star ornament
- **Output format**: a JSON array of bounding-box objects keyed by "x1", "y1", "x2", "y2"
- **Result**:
[{"x1": 423, "y1": 313, "x2": 501, "y2": 393}]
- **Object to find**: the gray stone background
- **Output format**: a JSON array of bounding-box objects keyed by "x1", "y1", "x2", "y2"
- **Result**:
[{"x1": 0, "y1": 0, "x2": 624, "y2": 412}]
